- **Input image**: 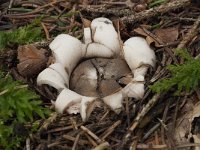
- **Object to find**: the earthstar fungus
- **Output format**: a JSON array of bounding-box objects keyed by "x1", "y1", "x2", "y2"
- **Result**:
[{"x1": 37, "y1": 17, "x2": 156, "y2": 121}]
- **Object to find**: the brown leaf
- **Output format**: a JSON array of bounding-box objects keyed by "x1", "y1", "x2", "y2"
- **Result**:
[
  {"x1": 134, "y1": 4, "x2": 147, "y2": 12},
  {"x1": 86, "y1": 100, "x2": 102, "y2": 121},
  {"x1": 174, "y1": 101, "x2": 200, "y2": 145},
  {"x1": 17, "y1": 44, "x2": 48, "y2": 77},
  {"x1": 134, "y1": 27, "x2": 147, "y2": 37},
  {"x1": 154, "y1": 27, "x2": 179, "y2": 44},
  {"x1": 81, "y1": 18, "x2": 91, "y2": 28},
  {"x1": 113, "y1": 19, "x2": 130, "y2": 39},
  {"x1": 134, "y1": 27, "x2": 160, "y2": 46}
]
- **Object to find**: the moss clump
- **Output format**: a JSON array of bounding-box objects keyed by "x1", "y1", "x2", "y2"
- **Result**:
[
  {"x1": 151, "y1": 49, "x2": 200, "y2": 94},
  {"x1": 0, "y1": 72, "x2": 50, "y2": 149},
  {"x1": 0, "y1": 20, "x2": 43, "y2": 50}
]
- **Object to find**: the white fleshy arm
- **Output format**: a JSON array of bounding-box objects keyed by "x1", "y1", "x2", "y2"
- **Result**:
[
  {"x1": 49, "y1": 34, "x2": 83, "y2": 76},
  {"x1": 55, "y1": 88, "x2": 96, "y2": 121},
  {"x1": 103, "y1": 91, "x2": 124, "y2": 114},
  {"x1": 123, "y1": 37, "x2": 156, "y2": 99},
  {"x1": 37, "y1": 68, "x2": 66, "y2": 91}
]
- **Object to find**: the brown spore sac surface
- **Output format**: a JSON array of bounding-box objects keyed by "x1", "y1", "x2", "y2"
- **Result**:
[{"x1": 70, "y1": 58, "x2": 132, "y2": 97}]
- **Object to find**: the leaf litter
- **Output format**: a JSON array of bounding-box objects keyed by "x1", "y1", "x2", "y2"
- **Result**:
[{"x1": 0, "y1": 0, "x2": 200, "y2": 149}]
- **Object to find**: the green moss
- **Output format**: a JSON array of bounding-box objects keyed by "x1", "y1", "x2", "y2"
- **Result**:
[
  {"x1": 0, "y1": 20, "x2": 44, "y2": 50},
  {"x1": 0, "y1": 72, "x2": 51, "y2": 149},
  {"x1": 150, "y1": 49, "x2": 200, "y2": 94},
  {"x1": 149, "y1": 0, "x2": 166, "y2": 8}
]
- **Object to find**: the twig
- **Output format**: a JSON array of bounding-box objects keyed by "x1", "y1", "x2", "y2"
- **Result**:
[
  {"x1": 161, "y1": 99, "x2": 171, "y2": 145},
  {"x1": 171, "y1": 98, "x2": 180, "y2": 133},
  {"x1": 5, "y1": 0, "x2": 66, "y2": 16},
  {"x1": 100, "y1": 120, "x2": 122, "y2": 140},
  {"x1": 125, "y1": 97, "x2": 130, "y2": 127},
  {"x1": 80, "y1": 126, "x2": 102, "y2": 144},
  {"x1": 177, "y1": 15, "x2": 200, "y2": 49},
  {"x1": 92, "y1": 142, "x2": 110, "y2": 150},
  {"x1": 47, "y1": 125, "x2": 73, "y2": 133},
  {"x1": 85, "y1": 133, "x2": 98, "y2": 147},
  {"x1": 41, "y1": 22, "x2": 50, "y2": 40},
  {"x1": 158, "y1": 119, "x2": 177, "y2": 150},
  {"x1": 3, "y1": 14, "x2": 40, "y2": 19},
  {"x1": 8, "y1": 0, "x2": 14, "y2": 9},
  {"x1": 47, "y1": 141, "x2": 62, "y2": 148},
  {"x1": 122, "y1": 94, "x2": 161, "y2": 146},
  {"x1": 26, "y1": 137, "x2": 31, "y2": 150},
  {"x1": 39, "y1": 112, "x2": 58, "y2": 132},
  {"x1": 72, "y1": 134, "x2": 80, "y2": 150},
  {"x1": 137, "y1": 144, "x2": 167, "y2": 149},
  {"x1": 99, "y1": 110, "x2": 110, "y2": 123},
  {"x1": 80, "y1": 5, "x2": 132, "y2": 17},
  {"x1": 177, "y1": 143, "x2": 200, "y2": 149},
  {"x1": 136, "y1": 143, "x2": 200, "y2": 149},
  {"x1": 63, "y1": 135, "x2": 88, "y2": 145},
  {"x1": 129, "y1": 137, "x2": 139, "y2": 150},
  {"x1": 141, "y1": 123, "x2": 161, "y2": 142},
  {"x1": 121, "y1": 0, "x2": 191, "y2": 24},
  {"x1": 70, "y1": 117, "x2": 79, "y2": 130}
]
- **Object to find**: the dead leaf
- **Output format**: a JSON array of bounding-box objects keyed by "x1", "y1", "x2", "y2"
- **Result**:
[
  {"x1": 17, "y1": 44, "x2": 48, "y2": 77},
  {"x1": 134, "y1": 4, "x2": 147, "y2": 12},
  {"x1": 154, "y1": 27, "x2": 179, "y2": 44},
  {"x1": 134, "y1": 27, "x2": 160, "y2": 47},
  {"x1": 81, "y1": 18, "x2": 91, "y2": 28},
  {"x1": 155, "y1": 28, "x2": 179, "y2": 44},
  {"x1": 113, "y1": 19, "x2": 130, "y2": 39},
  {"x1": 175, "y1": 101, "x2": 200, "y2": 147}
]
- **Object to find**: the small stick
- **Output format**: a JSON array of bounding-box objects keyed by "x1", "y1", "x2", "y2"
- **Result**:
[
  {"x1": 129, "y1": 137, "x2": 139, "y2": 150},
  {"x1": 171, "y1": 98, "x2": 180, "y2": 133},
  {"x1": 39, "y1": 112, "x2": 58, "y2": 131},
  {"x1": 92, "y1": 142, "x2": 110, "y2": 150},
  {"x1": 70, "y1": 117, "x2": 78, "y2": 130},
  {"x1": 137, "y1": 144, "x2": 167, "y2": 149},
  {"x1": 47, "y1": 125, "x2": 73, "y2": 133},
  {"x1": 80, "y1": 126, "x2": 102, "y2": 144},
  {"x1": 177, "y1": 15, "x2": 200, "y2": 49},
  {"x1": 47, "y1": 141, "x2": 61, "y2": 148},
  {"x1": 158, "y1": 119, "x2": 177, "y2": 150},
  {"x1": 142, "y1": 123, "x2": 160, "y2": 142},
  {"x1": 123, "y1": 94, "x2": 161, "y2": 146},
  {"x1": 80, "y1": 5, "x2": 132, "y2": 17},
  {"x1": 99, "y1": 110, "x2": 110, "y2": 123},
  {"x1": 47, "y1": 133, "x2": 51, "y2": 143},
  {"x1": 154, "y1": 131, "x2": 159, "y2": 145},
  {"x1": 121, "y1": 0, "x2": 191, "y2": 24},
  {"x1": 8, "y1": 0, "x2": 14, "y2": 9},
  {"x1": 26, "y1": 137, "x2": 31, "y2": 150},
  {"x1": 160, "y1": 100, "x2": 171, "y2": 145},
  {"x1": 63, "y1": 135, "x2": 88, "y2": 145},
  {"x1": 4, "y1": 14, "x2": 40, "y2": 19},
  {"x1": 41, "y1": 22, "x2": 50, "y2": 40},
  {"x1": 72, "y1": 134, "x2": 80, "y2": 150},
  {"x1": 125, "y1": 97, "x2": 130, "y2": 127},
  {"x1": 100, "y1": 120, "x2": 122, "y2": 140},
  {"x1": 85, "y1": 133, "x2": 98, "y2": 147}
]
